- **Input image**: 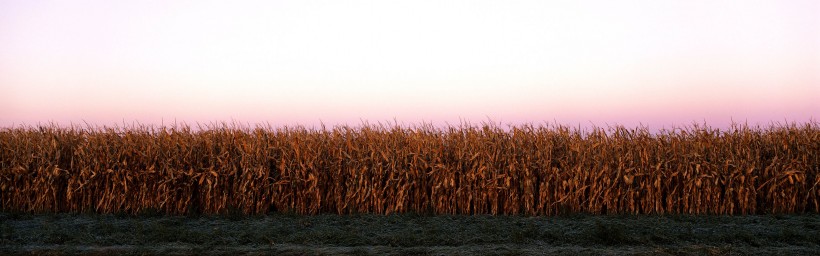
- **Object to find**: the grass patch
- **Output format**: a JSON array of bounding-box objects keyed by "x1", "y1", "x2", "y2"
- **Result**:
[{"x1": 1, "y1": 212, "x2": 819, "y2": 255}]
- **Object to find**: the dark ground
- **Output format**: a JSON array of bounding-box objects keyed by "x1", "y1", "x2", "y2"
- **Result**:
[{"x1": 1, "y1": 211, "x2": 819, "y2": 255}]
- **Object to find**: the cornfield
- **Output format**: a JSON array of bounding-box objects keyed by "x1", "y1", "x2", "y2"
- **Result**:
[{"x1": 1, "y1": 122, "x2": 818, "y2": 216}]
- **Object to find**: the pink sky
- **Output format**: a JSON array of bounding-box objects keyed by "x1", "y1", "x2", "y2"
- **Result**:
[{"x1": 1, "y1": 0, "x2": 818, "y2": 130}]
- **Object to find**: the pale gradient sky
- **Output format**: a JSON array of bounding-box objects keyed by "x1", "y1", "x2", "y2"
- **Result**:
[{"x1": 1, "y1": 0, "x2": 818, "y2": 129}]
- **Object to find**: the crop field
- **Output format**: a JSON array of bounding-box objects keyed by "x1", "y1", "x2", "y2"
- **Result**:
[{"x1": 1, "y1": 122, "x2": 818, "y2": 216}]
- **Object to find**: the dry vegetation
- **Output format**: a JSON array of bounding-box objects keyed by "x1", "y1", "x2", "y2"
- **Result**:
[{"x1": 1, "y1": 122, "x2": 818, "y2": 215}]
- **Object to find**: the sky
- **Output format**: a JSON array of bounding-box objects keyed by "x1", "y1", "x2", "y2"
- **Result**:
[{"x1": 1, "y1": 0, "x2": 818, "y2": 130}]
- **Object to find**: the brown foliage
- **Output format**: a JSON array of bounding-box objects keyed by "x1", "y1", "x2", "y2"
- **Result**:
[{"x1": 1, "y1": 122, "x2": 818, "y2": 215}]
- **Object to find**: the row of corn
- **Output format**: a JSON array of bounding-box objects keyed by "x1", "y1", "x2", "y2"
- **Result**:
[{"x1": 1, "y1": 122, "x2": 818, "y2": 215}]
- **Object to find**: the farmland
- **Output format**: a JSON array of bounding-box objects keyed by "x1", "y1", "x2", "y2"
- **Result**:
[
  {"x1": 1, "y1": 122, "x2": 819, "y2": 254},
  {"x1": 1, "y1": 122, "x2": 818, "y2": 216}
]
